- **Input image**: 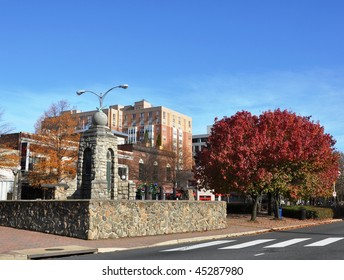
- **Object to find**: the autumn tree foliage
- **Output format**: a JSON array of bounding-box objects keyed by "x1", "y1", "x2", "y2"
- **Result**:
[
  {"x1": 0, "y1": 109, "x2": 19, "y2": 170},
  {"x1": 0, "y1": 148, "x2": 20, "y2": 171},
  {"x1": 28, "y1": 100, "x2": 80, "y2": 187},
  {"x1": 197, "y1": 111, "x2": 270, "y2": 221},
  {"x1": 259, "y1": 110, "x2": 339, "y2": 216},
  {"x1": 197, "y1": 109, "x2": 339, "y2": 221}
]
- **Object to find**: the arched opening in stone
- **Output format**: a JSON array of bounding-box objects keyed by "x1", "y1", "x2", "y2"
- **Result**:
[
  {"x1": 81, "y1": 147, "x2": 92, "y2": 199},
  {"x1": 107, "y1": 149, "x2": 115, "y2": 199}
]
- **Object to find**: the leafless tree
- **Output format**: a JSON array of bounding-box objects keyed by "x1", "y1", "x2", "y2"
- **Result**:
[{"x1": 0, "y1": 108, "x2": 13, "y2": 135}]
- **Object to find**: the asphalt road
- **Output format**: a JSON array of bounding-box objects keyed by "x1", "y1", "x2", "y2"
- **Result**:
[{"x1": 58, "y1": 221, "x2": 344, "y2": 260}]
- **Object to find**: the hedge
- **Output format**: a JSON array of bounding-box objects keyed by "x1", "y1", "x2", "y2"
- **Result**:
[
  {"x1": 282, "y1": 205, "x2": 334, "y2": 220},
  {"x1": 227, "y1": 203, "x2": 253, "y2": 214},
  {"x1": 226, "y1": 203, "x2": 344, "y2": 219}
]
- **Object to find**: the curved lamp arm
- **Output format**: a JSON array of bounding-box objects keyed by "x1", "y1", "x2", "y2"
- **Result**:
[{"x1": 76, "y1": 84, "x2": 128, "y2": 111}]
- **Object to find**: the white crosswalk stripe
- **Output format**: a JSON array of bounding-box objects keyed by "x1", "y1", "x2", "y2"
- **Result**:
[
  {"x1": 219, "y1": 239, "x2": 275, "y2": 249},
  {"x1": 161, "y1": 240, "x2": 235, "y2": 252},
  {"x1": 304, "y1": 237, "x2": 344, "y2": 247},
  {"x1": 264, "y1": 238, "x2": 311, "y2": 248},
  {"x1": 161, "y1": 237, "x2": 344, "y2": 253}
]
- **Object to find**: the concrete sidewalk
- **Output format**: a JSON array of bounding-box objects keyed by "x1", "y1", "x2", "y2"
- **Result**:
[{"x1": 1, "y1": 214, "x2": 342, "y2": 259}]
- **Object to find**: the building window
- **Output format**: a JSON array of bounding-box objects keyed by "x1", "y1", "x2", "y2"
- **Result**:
[
  {"x1": 139, "y1": 159, "x2": 144, "y2": 180},
  {"x1": 128, "y1": 127, "x2": 138, "y2": 143},
  {"x1": 118, "y1": 165, "x2": 128, "y2": 180},
  {"x1": 153, "y1": 161, "x2": 158, "y2": 181},
  {"x1": 112, "y1": 113, "x2": 116, "y2": 126},
  {"x1": 87, "y1": 116, "x2": 92, "y2": 125},
  {"x1": 166, "y1": 164, "x2": 171, "y2": 181}
]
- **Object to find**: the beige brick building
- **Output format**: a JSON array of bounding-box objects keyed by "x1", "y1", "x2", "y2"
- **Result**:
[{"x1": 73, "y1": 100, "x2": 193, "y2": 170}]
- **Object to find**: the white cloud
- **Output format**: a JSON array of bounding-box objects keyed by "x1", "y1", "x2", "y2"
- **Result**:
[
  {"x1": 2, "y1": 68, "x2": 344, "y2": 151},
  {"x1": 175, "y1": 68, "x2": 344, "y2": 150}
]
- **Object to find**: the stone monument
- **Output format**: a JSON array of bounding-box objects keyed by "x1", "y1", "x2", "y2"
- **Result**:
[
  {"x1": 76, "y1": 110, "x2": 120, "y2": 199},
  {"x1": 75, "y1": 84, "x2": 131, "y2": 199}
]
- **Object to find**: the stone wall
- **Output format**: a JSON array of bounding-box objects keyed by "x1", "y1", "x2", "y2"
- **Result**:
[
  {"x1": 0, "y1": 200, "x2": 226, "y2": 240},
  {"x1": 87, "y1": 200, "x2": 226, "y2": 239},
  {"x1": 0, "y1": 200, "x2": 90, "y2": 238}
]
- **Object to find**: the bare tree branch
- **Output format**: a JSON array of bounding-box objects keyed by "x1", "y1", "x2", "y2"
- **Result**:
[{"x1": 0, "y1": 108, "x2": 14, "y2": 135}]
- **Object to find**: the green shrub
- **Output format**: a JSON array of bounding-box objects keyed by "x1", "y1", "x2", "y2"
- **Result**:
[
  {"x1": 282, "y1": 205, "x2": 334, "y2": 220},
  {"x1": 333, "y1": 205, "x2": 344, "y2": 218},
  {"x1": 227, "y1": 203, "x2": 252, "y2": 214}
]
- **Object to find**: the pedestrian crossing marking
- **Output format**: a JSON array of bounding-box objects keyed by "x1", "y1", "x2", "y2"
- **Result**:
[
  {"x1": 304, "y1": 237, "x2": 344, "y2": 247},
  {"x1": 161, "y1": 240, "x2": 235, "y2": 252},
  {"x1": 161, "y1": 237, "x2": 344, "y2": 253},
  {"x1": 219, "y1": 239, "x2": 275, "y2": 249},
  {"x1": 254, "y1": 253, "x2": 265, "y2": 257},
  {"x1": 264, "y1": 238, "x2": 311, "y2": 248}
]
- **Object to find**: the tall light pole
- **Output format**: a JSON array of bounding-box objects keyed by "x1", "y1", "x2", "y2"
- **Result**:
[
  {"x1": 11, "y1": 165, "x2": 21, "y2": 200},
  {"x1": 333, "y1": 170, "x2": 341, "y2": 207},
  {"x1": 76, "y1": 84, "x2": 128, "y2": 111}
]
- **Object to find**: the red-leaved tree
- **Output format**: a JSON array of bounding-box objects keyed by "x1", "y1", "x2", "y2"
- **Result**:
[
  {"x1": 197, "y1": 109, "x2": 339, "y2": 221},
  {"x1": 258, "y1": 109, "x2": 339, "y2": 217},
  {"x1": 197, "y1": 111, "x2": 271, "y2": 221}
]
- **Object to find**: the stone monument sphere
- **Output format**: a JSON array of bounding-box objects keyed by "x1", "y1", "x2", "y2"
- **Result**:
[{"x1": 92, "y1": 111, "x2": 108, "y2": 126}]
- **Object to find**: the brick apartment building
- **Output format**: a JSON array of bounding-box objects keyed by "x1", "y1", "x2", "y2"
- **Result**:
[
  {"x1": 73, "y1": 100, "x2": 193, "y2": 170},
  {"x1": 117, "y1": 144, "x2": 179, "y2": 198}
]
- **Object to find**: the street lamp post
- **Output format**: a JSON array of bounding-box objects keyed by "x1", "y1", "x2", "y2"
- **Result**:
[
  {"x1": 11, "y1": 165, "x2": 21, "y2": 200},
  {"x1": 76, "y1": 84, "x2": 128, "y2": 111},
  {"x1": 333, "y1": 170, "x2": 341, "y2": 207}
]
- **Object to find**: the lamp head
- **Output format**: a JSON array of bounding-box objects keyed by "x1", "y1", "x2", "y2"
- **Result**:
[
  {"x1": 119, "y1": 84, "x2": 129, "y2": 89},
  {"x1": 76, "y1": 90, "x2": 86, "y2": 95}
]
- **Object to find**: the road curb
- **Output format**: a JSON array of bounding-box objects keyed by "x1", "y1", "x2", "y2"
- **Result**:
[{"x1": 0, "y1": 245, "x2": 97, "y2": 260}]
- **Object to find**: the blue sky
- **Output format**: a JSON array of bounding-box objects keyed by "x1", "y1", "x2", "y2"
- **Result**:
[{"x1": 1, "y1": 0, "x2": 344, "y2": 150}]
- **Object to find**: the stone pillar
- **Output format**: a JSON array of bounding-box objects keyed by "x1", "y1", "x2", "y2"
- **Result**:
[
  {"x1": 188, "y1": 189, "x2": 195, "y2": 201},
  {"x1": 117, "y1": 180, "x2": 136, "y2": 200},
  {"x1": 128, "y1": 181, "x2": 136, "y2": 200},
  {"x1": 76, "y1": 111, "x2": 119, "y2": 199}
]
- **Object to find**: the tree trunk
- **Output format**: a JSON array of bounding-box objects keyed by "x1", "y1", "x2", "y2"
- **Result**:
[
  {"x1": 257, "y1": 196, "x2": 262, "y2": 213},
  {"x1": 250, "y1": 195, "x2": 259, "y2": 221},
  {"x1": 267, "y1": 192, "x2": 273, "y2": 215},
  {"x1": 274, "y1": 191, "x2": 281, "y2": 219},
  {"x1": 173, "y1": 182, "x2": 177, "y2": 200}
]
